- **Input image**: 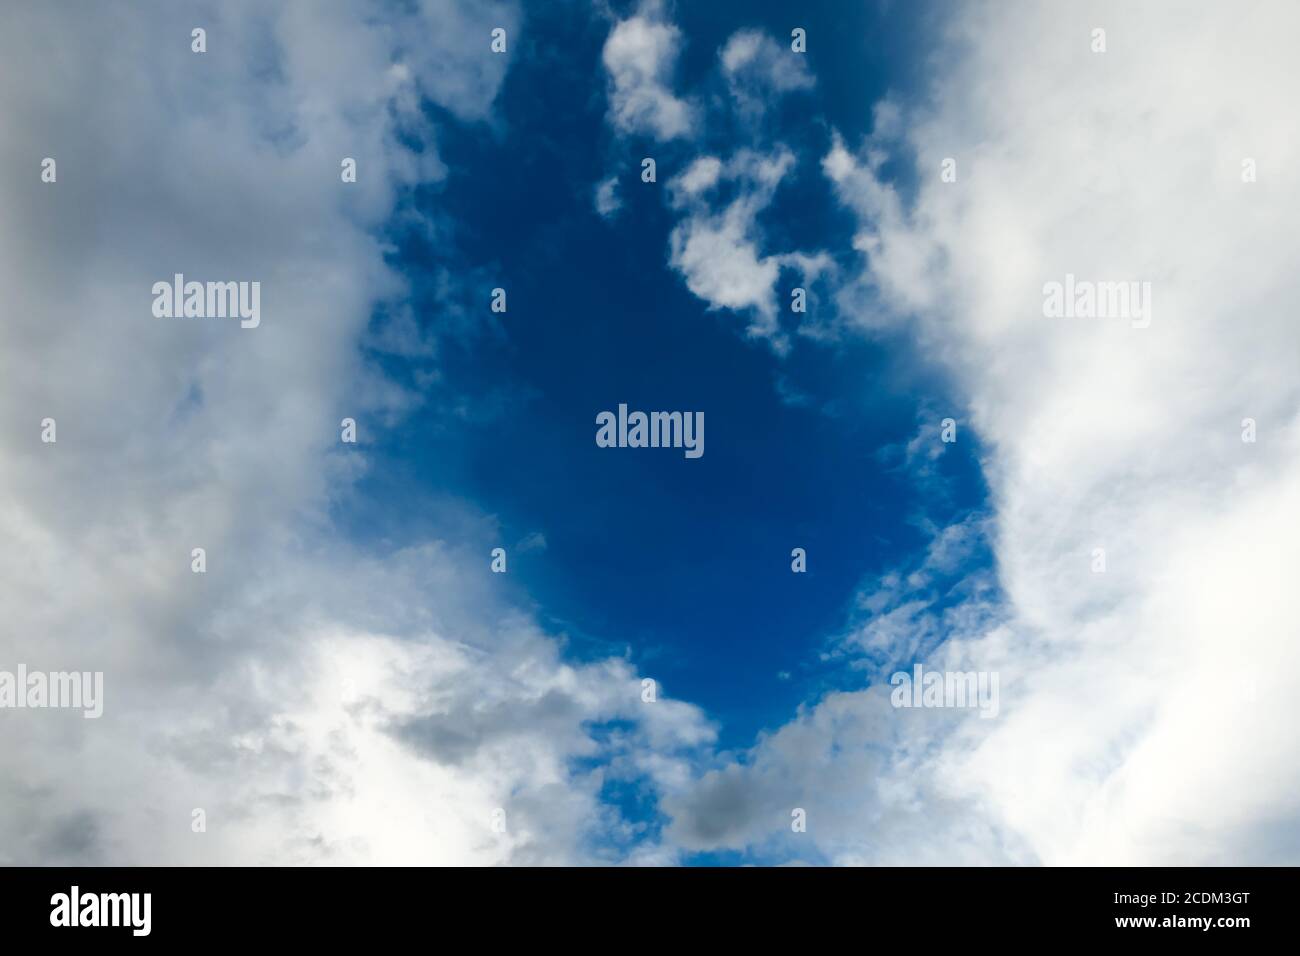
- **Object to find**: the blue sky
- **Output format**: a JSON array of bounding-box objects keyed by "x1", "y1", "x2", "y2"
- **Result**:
[{"x1": 343, "y1": 0, "x2": 992, "y2": 762}]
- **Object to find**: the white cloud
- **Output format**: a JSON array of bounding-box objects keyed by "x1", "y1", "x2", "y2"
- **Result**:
[
  {"x1": 594, "y1": 175, "x2": 623, "y2": 217},
  {"x1": 719, "y1": 29, "x2": 815, "y2": 117},
  {"x1": 597, "y1": 11, "x2": 831, "y2": 353},
  {"x1": 0, "y1": 0, "x2": 713, "y2": 865},
  {"x1": 669, "y1": 156, "x2": 724, "y2": 201},
  {"x1": 666, "y1": 148, "x2": 832, "y2": 350},
  {"x1": 666, "y1": 0, "x2": 1300, "y2": 864},
  {"x1": 669, "y1": 204, "x2": 783, "y2": 338},
  {"x1": 601, "y1": 2, "x2": 694, "y2": 141}
]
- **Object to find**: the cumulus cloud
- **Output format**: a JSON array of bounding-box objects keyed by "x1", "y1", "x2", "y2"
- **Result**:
[
  {"x1": 667, "y1": 149, "x2": 832, "y2": 350},
  {"x1": 600, "y1": 1, "x2": 694, "y2": 141},
  {"x1": 0, "y1": 0, "x2": 713, "y2": 865},
  {"x1": 11, "y1": 0, "x2": 1296, "y2": 870},
  {"x1": 666, "y1": 0, "x2": 1300, "y2": 864},
  {"x1": 596, "y1": 10, "x2": 832, "y2": 354}
]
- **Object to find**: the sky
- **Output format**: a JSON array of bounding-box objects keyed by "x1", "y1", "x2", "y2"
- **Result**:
[{"x1": 0, "y1": 0, "x2": 1297, "y2": 866}]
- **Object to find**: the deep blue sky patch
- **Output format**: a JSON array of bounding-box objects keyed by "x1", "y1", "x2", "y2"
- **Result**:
[{"x1": 345, "y1": 0, "x2": 993, "y2": 754}]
